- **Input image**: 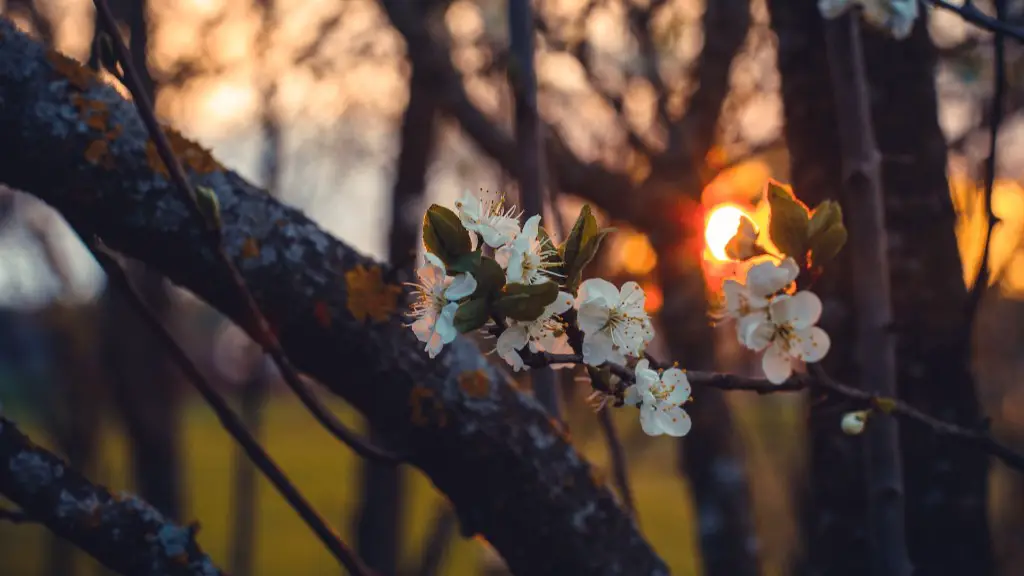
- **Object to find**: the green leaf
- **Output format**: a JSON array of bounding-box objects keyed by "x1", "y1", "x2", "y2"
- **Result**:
[
  {"x1": 495, "y1": 281, "x2": 560, "y2": 322},
  {"x1": 809, "y1": 222, "x2": 848, "y2": 267},
  {"x1": 808, "y1": 200, "x2": 843, "y2": 241},
  {"x1": 195, "y1": 185, "x2": 222, "y2": 231},
  {"x1": 766, "y1": 181, "x2": 809, "y2": 260},
  {"x1": 561, "y1": 205, "x2": 599, "y2": 274},
  {"x1": 454, "y1": 298, "x2": 490, "y2": 333},
  {"x1": 447, "y1": 250, "x2": 482, "y2": 275},
  {"x1": 422, "y1": 204, "x2": 471, "y2": 263},
  {"x1": 472, "y1": 256, "x2": 507, "y2": 298},
  {"x1": 565, "y1": 228, "x2": 614, "y2": 292}
]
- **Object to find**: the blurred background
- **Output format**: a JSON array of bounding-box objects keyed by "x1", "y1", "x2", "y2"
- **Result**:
[{"x1": 0, "y1": 0, "x2": 1023, "y2": 574}]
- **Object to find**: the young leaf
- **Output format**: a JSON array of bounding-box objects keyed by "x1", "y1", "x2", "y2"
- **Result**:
[
  {"x1": 472, "y1": 256, "x2": 507, "y2": 298},
  {"x1": 422, "y1": 204, "x2": 471, "y2": 263},
  {"x1": 495, "y1": 281, "x2": 560, "y2": 322},
  {"x1": 562, "y1": 205, "x2": 599, "y2": 274},
  {"x1": 195, "y1": 185, "x2": 222, "y2": 231},
  {"x1": 808, "y1": 200, "x2": 843, "y2": 242},
  {"x1": 447, "y1": 250, "x2": 482, "y2": 275},
  {"x1": 454, "y1": 298, "x2": 490, "y2": 333},
  {"x1": 809, "y1": 223, "x2": 848, "y2": 267},
  {"x1": 565, "y1": 228, "x2": 614, "y2": 292},
  {"x1": 766, "y1": 181, "x2": 809, "y2": 259}
]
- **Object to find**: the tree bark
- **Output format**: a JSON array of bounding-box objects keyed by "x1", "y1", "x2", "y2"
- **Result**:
[
  {"x1": 861, "y1": 19, "x2": 994, "y2": 575},
  {"x1": 0, "y1": 18, "x2": 667, "y2": 575}
]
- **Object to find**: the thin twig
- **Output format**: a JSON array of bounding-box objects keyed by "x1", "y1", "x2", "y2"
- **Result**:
[
  {"x1": 926, "y1": 0, "x2": 1024, "y2": 43},
  {"x1": 966, "y1": 0, "x2": 1007, "y2": 322},
  {"x1": 90, "y1": 0, "x2": 401, "y2": 465},
  {"x1": 523, "y1": 352, "x2": 1024, "y2": 473},
  {"x1": 90, "y1": 243, "x2": 373, "y2": 576},
  {"x1": 596, "y1": 406, "x2": 636, "y2": 519}
]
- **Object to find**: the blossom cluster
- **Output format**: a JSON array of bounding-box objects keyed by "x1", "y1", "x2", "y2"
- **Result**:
[{"x1": 405, "y1": 180, "x2": 847, "y2": 438}]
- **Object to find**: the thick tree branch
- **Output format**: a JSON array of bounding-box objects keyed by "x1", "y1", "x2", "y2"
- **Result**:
[
  {"x1": 0, "y1": 19, "x2": 666, "y2": 575},
  {"x1": 0, "y1": 415, "x2": 223, "y2": 575}
]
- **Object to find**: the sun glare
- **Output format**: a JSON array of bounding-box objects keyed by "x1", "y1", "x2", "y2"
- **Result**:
[{"x1": 705, "y1": 204, "x2": 750, "y2": 262}]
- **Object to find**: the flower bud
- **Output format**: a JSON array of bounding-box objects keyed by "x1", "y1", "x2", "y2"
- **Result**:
[
  {"x1": 841, "y1": 411, "x2": 868, "y2": 435},
  {"x1": 724, "y1": 218, "x2": 763, "y2": 261}
]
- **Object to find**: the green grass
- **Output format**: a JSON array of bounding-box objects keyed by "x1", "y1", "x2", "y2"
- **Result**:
[{"x1": 0, "y1": 395, "x2": 716, "y2": 575}]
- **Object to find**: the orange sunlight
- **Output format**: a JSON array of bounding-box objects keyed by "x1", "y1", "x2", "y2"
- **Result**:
[{"x1": 704, "y1": 204, "x2": 751, "y2": 262}]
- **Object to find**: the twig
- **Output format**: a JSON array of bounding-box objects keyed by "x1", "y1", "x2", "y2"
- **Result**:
[
  {"x1": 926, "y1": 0, "x2": 1024, "y2": 43},
  {"x1": 90, "y1": 243, "x2": 373, "y2": 576},
  {"x1": 597, "y1": 407, "x2": 636, "y2": 519},
  {"x1": 90, "y1": 0, "x2": 402, "y2": 465},
  {"x1": 522, "y1": 352, "x2": 1024, "y2": 473},
  {"x1": 965, "y1": 0, "x2": 1006, "y2": 322}
]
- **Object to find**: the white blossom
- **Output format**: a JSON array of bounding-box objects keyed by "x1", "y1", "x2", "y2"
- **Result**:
[
  {"x1": 495, "y1": 215, "x2": 561, "y2": 285},
  {"x1": 576, "y1": 279, "x2": 655, "y2": 366},
  {"x1": 408, "y1": 253, "x2": 478, "y2": 358},
  {"x1": 496, "y1": 291, "x2": 575, "y2": 371},
  {"x1": 721, "y1": 257, "x2": 799, "y2": 344},
  {"x1": 726, "y1": 217, "x2": 760, "y2": 260},
  {"x1": 741, "y1": 291, "x2": 831, "y2": 384},
  {"x1": 453, "y1": 189, "x2": 522, "y2": 248},
  {"x1": 624, "y1": 359, "x2": 692, "y2": 437},
  {"x1": 841, "y1": 411, "x2": 868, "y2": 435}
]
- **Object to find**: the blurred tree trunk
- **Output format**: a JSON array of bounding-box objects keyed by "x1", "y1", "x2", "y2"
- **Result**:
[
  {"x1": 861, "y1": 20, "x2": 993, "y2": 576},
  {"x1": 93, "y1": 0, "x2": 182, "y2": 521},
  {"x1": 768, "y1": 1, "x2": 867, "y2": 574},
  {"x1": 772, "y1": 4, "x2": 993, "y2": 575},
  {"x1": 352, "y1": 64, "x2": 438, "y2": 576}
]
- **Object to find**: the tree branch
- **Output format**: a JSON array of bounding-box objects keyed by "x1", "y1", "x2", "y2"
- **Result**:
[
  {"x1": 0, "y1": 18, "x2": 666, "y2": 575},
  {"x1": 0, "y1": 414, "x2": 223, "y2": 575}
]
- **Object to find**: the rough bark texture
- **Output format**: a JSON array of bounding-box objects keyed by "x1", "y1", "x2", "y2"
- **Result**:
[
  {"x1": 0, "y1": 19, "x2": 666, "y2": 575},
  {"x1": 0, "y1": 415, "x2": 221, "y2": 575},
  {"x1": 767, "y1": 1, "x2": 868, "y2": 574},
  {"x1": 862, "y1": 20, "x2": 993, "y2": 575}
]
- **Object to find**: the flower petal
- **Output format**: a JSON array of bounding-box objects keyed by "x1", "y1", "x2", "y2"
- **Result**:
[
  {"x1": 577, "y1": 302, "x2": 611, "y2": 335},
  {"x1": 582, "y1": 331, "x2": 616, "y2": 366},
  {"x1": 423, "y1": 252, "x2": 447, "y2": 275},
  {"x1": 410, "y1": 314, "x2": 435, "y2": 343},
  {"x1": 639, "y1": 405, "x2": 663, "y2": 436},
  {"x1": 794, "y1": 326, "x2": 830, "y2": 363},
  {"x1": 741, "y1": 317, "x2": 774, "y2": 352},
  {"x1": 770, "y1": 291, "x2": 822, "y2": 329},
  {"x1": 746, "y1": 258, "x2": 798, "y2": 298},
  {"x1": 444, "y1": 273, "x2": 478, "y2": 301},
  {"x1": 545, "y1": 291, "x2": 575, "y2": 316},
  {"x1": 655, "y1": 406, "x2": 692, "y2": 437},
  {"x1": 425, "y1": 331, "x2": 444, "y2": 358},
  {"x1": 762, "y1": 342, "x2": 793, "y2": 384},
  {"x1": 521, "y1": 214, "x2": 541, "y2": 241},
  {"x1": 436, "y1": 303, "x2": 460, "y2": 344},
  {"x1": 661, "y1": 369, "x2": 691, "y2": 404},
  {"x1": 634, "y1": 362, "x2": 660, "y2": 390},
  {"x1": 577, "y1": 278, "x2": 620, "y2": 308},
  {"x1": 624, "y1": 384, "x2": 641, "y2": 407},
  {"x1": 618, "y1": 281, "x2": 646, "y2": 313}
]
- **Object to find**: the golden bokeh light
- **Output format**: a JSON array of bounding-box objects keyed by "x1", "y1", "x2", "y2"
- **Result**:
[
  {"x1": 704, "y1": 204, "x2": 751, "y2": 262},
  {"x1": 614, "y1": 231, "x2": 659, "y2": 275}
]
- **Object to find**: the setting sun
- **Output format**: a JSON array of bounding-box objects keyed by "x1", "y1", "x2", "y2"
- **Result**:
[{"x1": 705, "y1": 204, "x2": 751, "y2": 261}]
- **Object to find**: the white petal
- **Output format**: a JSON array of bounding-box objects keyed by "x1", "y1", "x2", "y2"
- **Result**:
[
  {"x1": 635, "y1": 358, "x2": 651, "y2": 373},
  {"x1": 722, "y1": 280, "x2": 748, "y2": 316},
  {"x1": 436, "y1": 303, "x2": 460, "y2": 344},
  {"x1": 445, "y1": 273, "x2": 478, "y2": 301},
  {"x1": 425, "y1": 331, "x2": 444, "y2": 358},
  {"x1": 497, "y1": 324, "x2": 529, "y2": 353},
  {"x1": 618, "y1": 282, "x2": 646, "y2": 313},
  {"x1": 505, "y1": 253, "x2": 526, "y2": 284},
  {"x1": 521, "y1": 214, "x2": 541, "y2": 241},
  {"x1": 487, "y1": 218, "x2": 521, "y2": 247},
  {"x1": 770, "y1": 291, "x2": 822, "y2": 329},
  {"x1": 410, "y1": 314, "x2": 436, "y2": 343},
  {"x1": 577, "y1": 302, "x2": 611, "y2": 335},
  {"x1": 639, "y1": 405, "x2": 663, "y2": 436},
  {"x1": 762, "y1": 342, "x2": 794, "y2": 384},
  {"x1": 455, "y1": 190, "x2": 481, "y2": 221},
  {"x1": 417, "y1": 259, "x2": 446, "y2": 289},
  {"x1": 581, "y1": 331, "x2": 615, "y2": 366},
  {"x1": 494, "y1": 246, "x2": 514, "y2": 269},
  {"x1": 577, "y1": 278, "x2": 620, "y2": 308},
  {"x1": 794, "y1": 326, "x2": 830, "y2": 363},
  {"x1": 624, "y1": 384, "x2": 641, "y2": 407},
  {"x1": 736, "y1": 311, "x2": 769, "y2": 346},
  {"x1": 661, "y1": 369, "x2": 691, "y2": 404},
  {"x1": 747, "y1": 258, "x2": 797, "y2": 298},
  {"x1": 634, "y1": 362, "x2": 660, "y2": 391},
  {"x1": 655, "y1": 405, "x2": 692, "y2": 437},
  {"x1": 742, "y1": 318, "x2": 775, "y2": 352},
  {"x1": 545, "y1": 291, "x2": 575, "y2": 316},
  {"x1": 423, "y1": 252, "x2": 447, "y2": 275}
]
